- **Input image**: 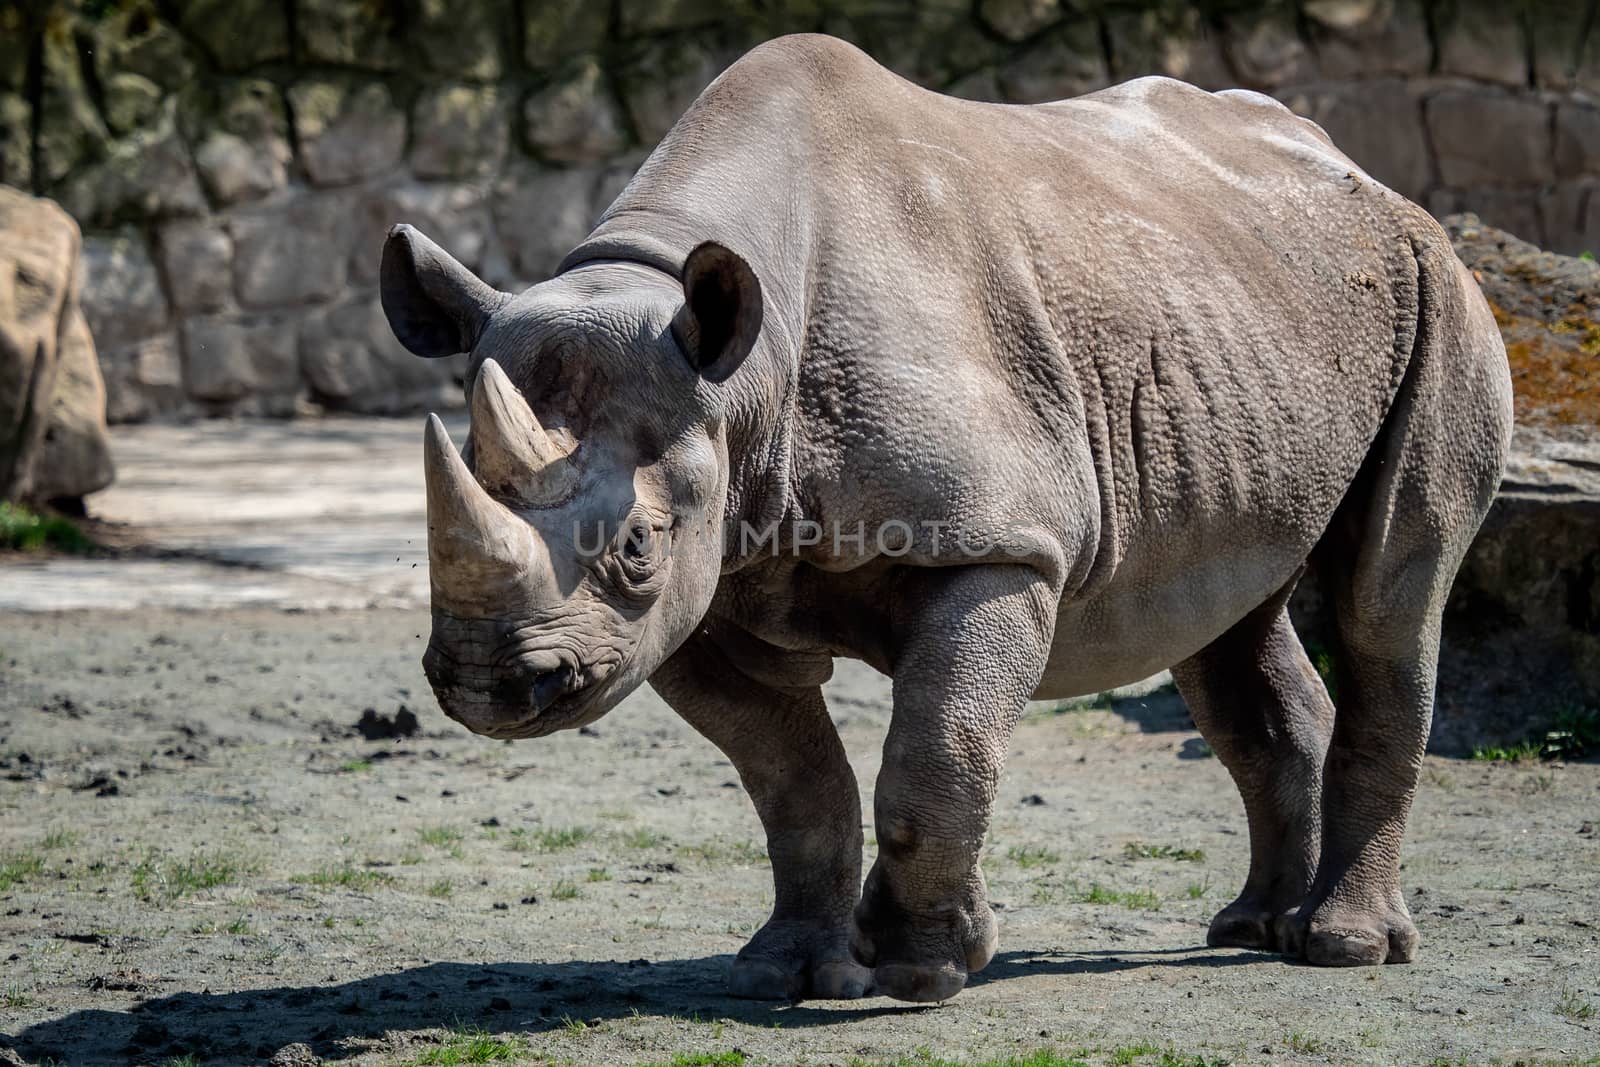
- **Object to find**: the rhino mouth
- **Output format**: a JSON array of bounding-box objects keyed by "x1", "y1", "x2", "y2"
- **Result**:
[{"x1": 421, "y1": 641, "x2": 622, "y2": 739}]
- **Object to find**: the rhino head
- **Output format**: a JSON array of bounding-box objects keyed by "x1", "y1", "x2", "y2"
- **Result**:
[{"x1": 379, "y1": 224, "x2": 763, "y2": 739}]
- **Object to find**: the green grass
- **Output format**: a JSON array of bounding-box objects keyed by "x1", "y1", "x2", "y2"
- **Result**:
[
  {"x1": 293, "y1": 864, "x2": 395, "y2": 891},
  {"x1": 1557, "y1": 986, "x2": 1595, "y2": 1020},
  {"x1": 636, "y1": 1054, "x2": 748, "y2": 1067},
  {"x1": 1473, "y1": 706, "x2": 1600, "y2": 762},
  {"x1": 1006, "y1": 845, "x2": 1061, "y2": 869},
  {"x1": 1185, "y1": 880, "x2": 1209, "y2": 899},
  {"x1": 158, "y1": 1056, "x2": 203, "y2": 1067},
  {"x1": 1581, "y1": 250, "x2": 1596, "y2": 262},
  {"x1": 1111, "y1": 1043, "x2": 1161, "y2": 1065},
  {"x1": 226, "y1": 916, "x2": 252, "y2": 934},
  {"x1": 132, "y1": 852, "x2": 245, "y2": 902},
  {"x1": 0, "y1": 851, "x2": 44, "y2": 891},
  {"x1": 506, "y1": 826, "x2": 591, "y2": 853},
  {"x1": 413, "y1": 1026, "x2": 526, "y2": 1065},
  {"x1": 1083, "y1": 884, "x2": 1160, "y2": 910},
  {"x1": 1304, "y1": 639, "x2": 1339, "y2": 703},
  {"x1": 587, "y1": 867, "x2": 611, "y2": 882},
  {"x1": 1123, "y1": 842, "x2": 1206, "y2": 863},
  {"x1": 622, "y1": 828, "x2": 664, "y2": 849},
  {"x1": 1287, "y1": 1031, "x2": 1323, "y2": 1054},
  {"x1": 3, "y1": 983, "x2": 34, "y2": 1009},
  {"x1": 0, "y1": 502, "x2": 93, "y2": 553},
  {"x1": 39, "y1": 830, "x2": 79, "y2": 850},
  {"x1": 340, "y1": 759, "x2": 374, "y2": 773},
  {"x1": 552, "y1": 879, "x2": 580, "y2": 900},
  {"x1": 419, "y1": 825, "x2": 464, "y2": 847},
  {"x1": 426, "y1": 878, "x2": 454, "y2": 898},
  {"x1": 846, "y1": 1050, "x2": 1091, "y2": 1067}
]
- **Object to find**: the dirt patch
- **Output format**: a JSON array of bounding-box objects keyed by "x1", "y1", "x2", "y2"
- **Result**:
[{"x1": 1, "y1": 608, "x2": 1596, "y2": 1066}]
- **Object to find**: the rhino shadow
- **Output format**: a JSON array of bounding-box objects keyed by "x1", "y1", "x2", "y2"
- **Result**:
[{"x1": 6, "y1": 947, "x2": 1261, "y2": 1064}]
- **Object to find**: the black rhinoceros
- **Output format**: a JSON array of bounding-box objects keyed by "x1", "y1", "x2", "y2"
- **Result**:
[{"x1": 379, "y1": 34, "x2": 1512, "y2": 1003}]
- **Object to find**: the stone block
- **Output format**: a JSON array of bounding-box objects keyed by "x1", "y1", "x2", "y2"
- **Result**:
[
  {"x1": 976, "y1": 0, "x2": 1062, "y2": 43},
  {"x1": 59, "y1": 101, "x2": 206, "y2": 227},
  {"x1": 1429, "y1": 188, "x2": 1546, "y2": 248},
  {"x1": 182, "y1": 314, "x2": 301, "y2": 402},
  {"x1": 526, "y1": 0, "x2": 610, "y2": 73},
  {"x1": 297, "y1": 0, "x2": 406, "y2": 71},
  {"x1": 1224, "y1": 10, "x2": 1315, "y2": 88},
  {"x1": 1302, "y1": 0, "x2": 1432, "y2": 79},
  {"x1": 523, "y1": 61, "x2": 630, "y2": 165},
  {"x1": 494, "y1": 164, "x2": 605, "y2": 281},
  {"x1": 36, "y1": 23, "x2": 111, "y2": 185},
  {"x1": 290, "y1": 80, "x2": 407, "y2": 187},
  {"x1": 1282, "y1": 80, "x2": 1432, "y2": 203},
  {"x1": 88, "y1": 6, "x2": 196, "y2": 92},
  {"x1": 230, "y1": 193, "x2": 356, "y2": 309},
  {"x1": 412, "y1": 0, "x2": 509, "y2": 81},
  {"x1": 996, "y1": 22, "x2": 1109, "y2": 103},
  {"x1": 1541, "y1": 182, "x2": 1600, "y2": 257},
  {"x1": 1527, "y1": 0, "x2": 1591, "y2": 89},
  {"x1": 186, "y1": 79, "x2": 292, "y2": 205},
  {"x1": 619, "y1": 42, "x2": 726, "y2": 144},
  {"x1": 1427, "y1": 90, "x2": 1553, "y2": 189},
  {"x1": 1436, "y1": 1, "x2": 1529, "y2": 87},
  {"x1": 1555, "y1": 103, "x2": 1600, "y2": 180},
  {"x1": 1103, "y1": 8, "x2": 1232, "y2": 87},
  {"x1": 157, "y1": 220, "x2": 234, "y2": 315},
  {"x1": 411, "y1": 85, "x2": 510, "y2": 180},
  {"x1": 79, "y1": 234, "x2": 169, "y2": 352},
  {"x1": 0, "y1": 92, "x2": 29, "y2": 189},
  {"x1": 100, "y1": 333, "x2": 185, "y2": 424},
  {"x1": 300, "y1": 291, "x2": 464, "y2": 411},
  {"x1": 177, "y1": 0, "x2": 290, "y2": 71}
]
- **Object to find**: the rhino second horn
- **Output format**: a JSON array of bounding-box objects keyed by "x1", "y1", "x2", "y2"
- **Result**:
[
  {"x1": 424, "y1": 412, "x2": 535, "y2": 605},
  {"x1": 470, "y1": 359, "x2": 578, "y2": 506}
]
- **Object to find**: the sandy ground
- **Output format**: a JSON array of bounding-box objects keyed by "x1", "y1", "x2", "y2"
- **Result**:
[{"x1": 2, "y1": 608, "x2": 1596, "y2": 1067}]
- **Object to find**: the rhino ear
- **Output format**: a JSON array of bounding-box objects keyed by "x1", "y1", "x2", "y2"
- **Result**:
[
  {"x1": 381, "y1": 224, "x2": 507, "y2": 359},
  {"x1": 671, "y1": 242, "x2": 762, "y2": 384}
]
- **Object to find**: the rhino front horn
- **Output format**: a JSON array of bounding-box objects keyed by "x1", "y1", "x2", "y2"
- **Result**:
[
  {"x1": 469, "y1": 359, "x2": 578, "y2": 507},
  {"x1": 424, "y1": 413, "x2": 537, "y2": 609}
]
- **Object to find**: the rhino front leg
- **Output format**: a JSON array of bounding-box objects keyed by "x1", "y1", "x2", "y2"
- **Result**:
[
  {"x1": 851, "y1": 566, "x2": 1056, "y2": 1002},
  {"x1": 1170, "y1": 589, "x2": 1333, "y2": 951},
  {"x1": 649, "y1": 625, "x2": 871, "y2": 1001}
]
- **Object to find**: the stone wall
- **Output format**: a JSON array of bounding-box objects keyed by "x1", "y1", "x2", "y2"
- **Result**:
[{"x1": 1, "y1": 0, "x2": 1599, "y2": 421}]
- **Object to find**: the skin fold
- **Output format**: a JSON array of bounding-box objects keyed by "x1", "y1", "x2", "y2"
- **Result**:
[{"x1": 379, "y1": 34, "x2": 1514, "y2": 1003}]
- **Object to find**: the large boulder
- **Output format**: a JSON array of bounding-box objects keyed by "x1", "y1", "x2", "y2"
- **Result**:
[{"x1": 0, "y1": 186, "x2": 114, "y2": 505}]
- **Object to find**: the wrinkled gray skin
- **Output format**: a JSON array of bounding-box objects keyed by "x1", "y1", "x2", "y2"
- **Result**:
[{"x1": 380, "y1": 35, "x2": 1513, "y2": 1004}]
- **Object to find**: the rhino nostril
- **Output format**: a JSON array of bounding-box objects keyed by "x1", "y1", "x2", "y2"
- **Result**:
[{"x1": 530, "y1": 664, "x2": 575, "y2": 710}]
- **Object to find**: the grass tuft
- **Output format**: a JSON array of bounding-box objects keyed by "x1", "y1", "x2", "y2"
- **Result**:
[
  {"x1": 1557, "y1": 986, "x2": 1595, "y2": 1020},
  {"x1": 413, "y1": 1026, "x2": 525, "y2": 1065},
  {"x1": 293, "y1": 864, "x2": 395, "y2": 891},
  {"x1": 1083, "y1": 884, "x2": 1160, "y2": 910},
  {"x1": 0, "y1": 502, "x2": 93, "y2": 553},
  {"x1": 132, "y1": 852, "x2": 246, "y2": 902},
  {"x1": 1006, "y1": 845, "x2": 1061, "y2": 869},
  {"x1": 0, "y1": 851, "x2": 45, "y2": 891},
  {"x1": 506, "y1": 826, "x2": 591, "y2": 853},
  {"x1": 1123, "y1": 842, "x2": 1206, "y2": 863}
]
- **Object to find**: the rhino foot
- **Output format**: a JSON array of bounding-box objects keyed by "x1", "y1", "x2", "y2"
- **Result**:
[
  {"x1": 1206, "y1": 899, "x2": 1284, "y2": 951},
  {"x1": 727, "y1": 919, "x2": 875, "y2": 1001},
  {"x1": 848, "y1": 865, "x2": 998, "y2": 1003},
  {"x1": 1275, "y1": 898, "x2": 1419, "y2": 966}
]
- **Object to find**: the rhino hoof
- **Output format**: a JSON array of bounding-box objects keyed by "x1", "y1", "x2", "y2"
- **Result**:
[
  {"x1": 1206, "y1": 903, "x2": 1278, "y2": 951},
  {"x1": 1277, "y1": 904, "x2": 1419, "y2": 966},
  {"x1": 727, "y1": 958, "x2": 804, "y2": 1000},
  {"x1": 872, "y1": 961, "x2": 967, "y2": 1003}
]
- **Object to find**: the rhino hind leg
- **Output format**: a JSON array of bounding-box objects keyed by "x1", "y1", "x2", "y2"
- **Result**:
[
  {"x1": 1171, "y1": 585, "x2": 1334, "y2": 952},
  {"x1": 648, "y1": 628, "x2": 873, "y2": 1000},
  {"x1": 1278, "y1": 236, "x2": 1511, "y2": 967}
]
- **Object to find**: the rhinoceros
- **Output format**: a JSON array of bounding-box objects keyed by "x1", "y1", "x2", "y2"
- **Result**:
[{"x1": 379, "y1": 34, "x2": 1512, "y2": 1003}]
